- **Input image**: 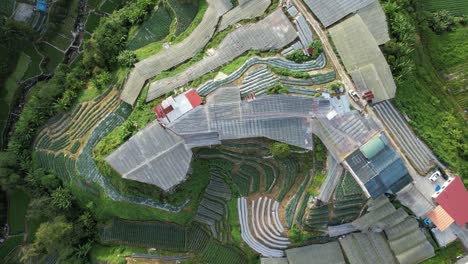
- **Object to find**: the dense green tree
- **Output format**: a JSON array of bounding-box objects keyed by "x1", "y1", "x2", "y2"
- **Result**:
[
  {"x1": 51, "y1": 187, "x2": 73, "y2": 210},
  {"x1": 429, "y1": 10, "x2": 456, "y2": 33},
  {"x1": 117, "y1": 50, "x2": 138, "y2": 67},
  {"x1": 21, "y1": 216, "x2": 73, "y2": 261},
  {"x1": 0, "y1": 152, "x2": 21, "y2": 189},
  {"x1": 269, "y1": 143, "x2": 291, "y2": 158}
]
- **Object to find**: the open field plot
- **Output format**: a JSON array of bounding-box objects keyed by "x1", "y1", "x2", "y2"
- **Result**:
[
  {"x1": 85, "y1": 12, "x2": 102, "y2": 33},
  {"x1": 147, "y1": 9, "x2": 297, "y2": 101},
  {"x1": 45, "y1": 0, "x2": 80, "y2": 50},
  {"x1": 87, "y1": 0, "x2": 104, "y2": 10},
  {"x1": 100, "y1": 0, "x2": 122, "y2": 14},
  {"x1": 37, "y1": 42, "x2": 64, "y2": 73},
  {"x1": 23, "y1": 45, "x2": 43, "y2": 79},
  {"x1": 100, "y1": 219, "x2": 187, "y2": 250},
  {"x1": 7, "y1": 189, "x2": 29, "y2": 235},
  {"x1": 200, "y1": 240, "x2": 248, "y2": 264},
  {"x1": 48, "y1": 34, "x2": 72, "y2": 52},
  {"x1": 423, "y1": 0, "x2": 468, "y2": 16},
  {"x1": 167, "y1": 0, "x2": 199, "y2": 35},
  {"x1": 0, "y1": 0, "x2": 15, "y2": 17},
  {"x1": 196, "y1": 140, "x2": 310, "y2": 203},
  {"x1": 128, "y1": 5, "x2": 172, "y2": 50},
  {"x1": 0, "y1": 236, "x2": 23, "y2": 261},
  {"x1": 0, "y1": 53, "x2": 30, "y2": 145},
  {"x1": 306, "y1": 172, "x2": 366, "y2": 229},
  {"x1": 121, "y1": 0, "x2": 233, "y2": 105},
  {"x1": 33, "y1": 90, "x2": 197, "y2": 219}
]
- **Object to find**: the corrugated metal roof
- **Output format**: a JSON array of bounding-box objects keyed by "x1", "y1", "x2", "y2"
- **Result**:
[{"x1": 427, "y1": 206, "x2": 455, "y2": 232}]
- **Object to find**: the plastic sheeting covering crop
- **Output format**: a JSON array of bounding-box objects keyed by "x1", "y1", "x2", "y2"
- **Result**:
[
  {"x1": 303, "y1": 0, "x2": 374, "y2": 27},
  {"x1": 219, "y1": 0, "x2": 271, "y2": 31},
  {"x1": 147, "y1": 9, "x2": 297, "y2": 101},
  {"x1": 77, "y1": 103, "x2": 189, "y2": 211},
  {"x1": 196, "y1": 53, "x2": 327, "y2": 96},
  {"x1": 120, "y1": 0, "x2": 233, "y2": 105},
  {"x1": 329, "y1": 14, "x2": 396, "y2": 102}
]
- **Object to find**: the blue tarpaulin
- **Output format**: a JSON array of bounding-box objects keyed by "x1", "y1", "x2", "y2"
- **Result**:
[{"x1": 36, "y1": 0, "x2": 48, "y2": 12}]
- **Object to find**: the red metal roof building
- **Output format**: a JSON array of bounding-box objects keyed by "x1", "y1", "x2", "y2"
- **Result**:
[
  {"x1": 432, "y1": 176, "x2": 468, "y2": 228},
  {"x1": 153, "y1": 89, "x2": 203, "y2": 125}
]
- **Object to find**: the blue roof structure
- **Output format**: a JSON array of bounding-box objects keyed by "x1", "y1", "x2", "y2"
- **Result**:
[
  {"x1": 345, "y1": 135, "x2": 412, "y2": 198},
  {"x1": 36, "y1": 0, "x2": 48, "y2": 12}
]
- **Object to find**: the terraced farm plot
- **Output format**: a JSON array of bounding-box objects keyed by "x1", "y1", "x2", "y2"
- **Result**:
[
  {"x1": 100, "y1": 0, "x2": 121, "y2": 14},
  {"x1": 37, "y1": 42, "x2": 64, "y2": 73},
  {"x1": 23, "y1": 45, "x2": 43, "y2": 79},
  {"x1": 87, "y1": 0, "x2": 104, "y2": 10},
  {"x1": 167, "y1": 0, "x2": 199, "y2": 35},
  {"x1": 100, "y1": 219, "x2": 187, "y2": 250},
  {"x1": 48, "y1": 34, "x2": 72, "y2": 52},
  {"x1": 128, "y1": 5, "x2": 172, "y2": 50},
  {"x1": 306, "y1": 172, "x2": 366, "y2": 229},
  {"x1": 0, "y1": 236, "x2": 23, "y2": 261},
  {"x1": 0, "y1": 52, "x2": 30, "y2": 146},
  {"x1": 7, "y1": 189, "x2": 29, "y2": 235},
  {"x1": 85, "y1": 12, "x2": 102, "y2": 33},
  {"x1": 200, "y1": 240, "x2": 248, "y2": 264},
  {"x1": 424, "y1": 0, "x2": 468, "y2": 16},
  {"x1": 0, "y1": 0, "x2": 15, "y2": 17}
]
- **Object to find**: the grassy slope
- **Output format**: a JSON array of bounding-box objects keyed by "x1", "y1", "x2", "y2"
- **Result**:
[
  {"x1": 90, "y1": 244, "x2": 147, "y2": 264},
  {"x1": 422, "y1": 240, "x2": 465, "y2": 264},
  {"x1": 393, "y1": 23, "x2": 467, "y2": 183},
  {"x1": 424, "y1": 0, "x2": 468, "y2": 16}
]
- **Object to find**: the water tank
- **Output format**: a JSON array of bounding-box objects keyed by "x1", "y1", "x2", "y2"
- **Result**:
[{"x1": 435, "y1": 185, "x2": 441, "y2": 192}]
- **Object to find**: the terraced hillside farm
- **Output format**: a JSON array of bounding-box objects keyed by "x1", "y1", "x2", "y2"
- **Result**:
[
  {"x1": 0, "y1": 0, "x2": 15, "y2": 17},
  {"x1": 167, "y1": 0, "x2": 199, "y2": 35},
  {"x1": 306, "y1": 172, "x2": 366, "y2": 230},
  {"x1": 128, "y1": 4, "x2": 172, "y2": 50},
  {"x1": 424, "y1": 0, "x2": 468, "y2": 16}
]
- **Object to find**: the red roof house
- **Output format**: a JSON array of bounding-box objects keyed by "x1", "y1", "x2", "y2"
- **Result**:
[
  {"x1": 153, "y1": 89, "x2": 202, "y2": 125},
  {"x1": 432, "y1": 176, "x2": 468, "y2": 227}
]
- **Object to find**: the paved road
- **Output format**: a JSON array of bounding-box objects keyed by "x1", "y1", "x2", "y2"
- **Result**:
[
  {"x1": 294, "y1": 0, "x2": 438, "y2": 204},
  {"x1": 292, "y1": 0, "x2": 362, "y2": 109}
]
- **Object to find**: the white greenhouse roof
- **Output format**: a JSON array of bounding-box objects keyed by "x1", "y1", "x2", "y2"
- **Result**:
[
  {"x1": 329, "y1": 14, "x2": 396, "y2": 102},
  {"x1": 303, "y1": 0, "x2": 373, "y2": 27}
]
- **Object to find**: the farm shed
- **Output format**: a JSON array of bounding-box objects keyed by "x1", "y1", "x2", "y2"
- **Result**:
[
  {"x1": 120, "y1": 0, "x2": 233, "y2": 105},
  {"x1": 153, "y1": 89, "x2": 202, "y2": 125},
  {"x1": 303, "y1": 0, "x2": 374, "y2": 27},
  {"x1": 285, "y1": 241, "x2": 345, "y2": 264},
  {"x1": 147, "y1": 9, "x2": 297, "y2": 101},
  {"x1": 344, "y1": 135, "x2": 412, "y2": 198},
  {"x1": 329, "y1": 15, "x2": 396, "y2": 103}
]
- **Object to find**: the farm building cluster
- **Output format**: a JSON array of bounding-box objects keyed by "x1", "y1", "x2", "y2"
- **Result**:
[
  {"x1": 104, "y1": 0, "x2": 468, "y2": 262},
  {"x1": 27, "y1": 0, "x2": 467, "y2": 262}
]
